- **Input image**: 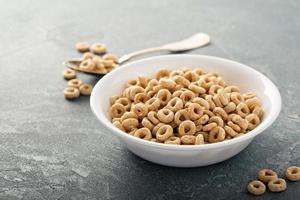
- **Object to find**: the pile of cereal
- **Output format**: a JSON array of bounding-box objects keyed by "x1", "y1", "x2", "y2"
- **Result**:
[
  {"x1": 247, "y1": 166, "x2": 300, "y2": 196},
  {"x1": 109, "y1": 67, "x2": 264, "y2": 145},
  {"x1": 76, "y1": 42, "x2": 119, "y2": 74}
]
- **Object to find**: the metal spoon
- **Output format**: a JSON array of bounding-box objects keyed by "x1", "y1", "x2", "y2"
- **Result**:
[{"x1": 64, "y1": 32, "x2": 210, "y2": 75}]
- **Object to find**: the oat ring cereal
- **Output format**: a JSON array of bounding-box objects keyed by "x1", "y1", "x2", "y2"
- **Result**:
[
  {"x1": 64, "y1": 87, "x2": 80, "y2": 99},
  {"x1": 285, "y1": 166, "x2": 300, "y2": 181},
  {"x1": 267, "y1": 178, "x2": 287, "y2": 192},
  {"x1": 63, "y1": 69, "x2": 76, "y2": 80},
  {"x1": 247, "y1": 180, "x2": 266, "y2": 196},
  {"x1": 156, "y1": 125, "x2": 173, "y2": 142},
  {"x1": 109, "y1": 67, "x2": 264, "y2": 145},
  {"x1": 258, "y1": 169, "x2": 278, "y2": 183},
  {"x1": 79, "y1": 83, "x2": 93, "y2": 95}
]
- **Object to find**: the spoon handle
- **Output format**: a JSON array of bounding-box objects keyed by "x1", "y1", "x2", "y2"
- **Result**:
[{"x1": 118, "y1": 46, "x2": 168, "y2": 64}]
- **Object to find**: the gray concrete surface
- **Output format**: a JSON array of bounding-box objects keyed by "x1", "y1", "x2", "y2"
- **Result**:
[{"x1": 0, "y1": 0, "x2": 299, "y2": 199}]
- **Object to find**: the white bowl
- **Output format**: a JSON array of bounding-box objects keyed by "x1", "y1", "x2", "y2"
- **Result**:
[{"x1": 90, "y1": 54, "x2": 281, "y2": 167}]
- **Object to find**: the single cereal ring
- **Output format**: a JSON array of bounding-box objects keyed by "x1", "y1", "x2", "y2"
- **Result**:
[
  {"x1": 90, "y1": 43, "x2": 107, "y2": 54},
  {"x1": 82, "y1": 52, "x2": 96, "y2": 60},
  {"x1": 216, "y1": 89, "x2": 229, "y2": 106},
  {"x1": 170, "y1": 70, "x2": 184, "y2": 77},
  {"x1": 128, "y1": 86, "x2": 145, "y2": 100},
  {"x1": 252, "y1": 106, "x2": 264, "y2": 119},
  {"x1": 184, "y1": 71, "x2": 199, "y2": 82},
  {"x1": 205, "y1": 95, "x2": 216, "y2": 110},
  {"x1": 156, "y1": 125, "x2": 173, "y2": 141},
  {"x1": 122, "y1": 118, "x2": 139, "y2": 132},
  {"x1": 195, "y1": 132, "x2": 209, "y2": 142},
  {"x1": 137, "y1": 75, "x2": 149, "y2": 88},
  {"x1": 178, "y1": 120, "x2": 196, "y2": 136},
  {"x1": 193, "y1": 68, "x2": 204, "y2": 76},
  {"x1": 164, "y1": 136, "x2": 181, "y2": 145},
  {"x1": 126, "y1": 79, "x2": 138, "y2": 88},
  {"x1": 115, "y1": 97, "x2": 131, "y2": 111},
  {"x1": 64, "y1": 87, "x2": 80, "y2": 99},
  {"x1": 68, "y1": 79, "x2": 83, "y2": 88},
  {"x1": 180, "y1": 90, "x2": 195, "y2": 104},
  {"x1": 188, "y1": 83, "x2": 206, "y2": 94},
  {"x1": 80, "y1": 59, "x2": 95, "y2": 71},
  {"x1": 102, "y1": 60, "x2": 114, "y2": 69},
  {"x1": 224, "y1": 102, "x2": 236, "y2": 114},
  {"x1": 103, "y1": 54, "x2": 119, "y2": 64},
  {"x1": 245, "y1": 97, "x2": 261, "y2": 111},
  {"x1": 232, "y1": 115, "x2": 248, "y2": 130},
  {"x1": 227, "y1": 121, "x2": 241, "y2": 132},
  {"x1": 212, "y1": 94, "x2": 223, "y2": 107},
  {"x1": 156, "y1": 69, "x2": 170, "y2": 80},
  {"x1": 195, "y1": 134, "x2": 204, "y2": 145},
  {"x1": 208, "y1": 85, "x2": 223, "y2": 95},
  {"x1": 258, "y1": 169, "x2": 278, "y2": 183},
  {"x1": 141, "y1": 117, "x2": 155, "y2": 131},
  {"x1": 147, "y1": 111, "x2": 160, "y2": 125},
  {"x1": 192, "y1": 97, "x2": 210, "y2": 110},
  {"x1": 209, "y1": 116, "x2": 224, "y2": 127},
  {"x1": 173, "y1": 75, "x2": 190, "y2": 87},
  {"x1": 224, "y1": 86, "x2": 240, "y2": 93},
  {"x1": 132, "y1": 103, "x2": 148, "y2": 118},
  {"x1": 157, "y1": 108, "x2": 174, "y2": 124},
  {"x1": 203, "y1": 110, "x2": 215, "y2": 118},
  {"x1": 79, "y1": 83, "x2": 93, "y2": 95},
  {"x1": 243, "y1": 92, "x2": 256, "y2": 100},
  {"x1": 112, "y1": 120, "x2": 125, "y2": 131},
  {"x1": 268, "y1": 178, "x2": 287, "y2": 192},
  {"x1": 208, "y1": 126, "x2": 225, "y2": 143},
  {"x1": 110, "y1": 103, "x2": 126, "y2": 118},
  {"x1": 181, "y1": 135, "x2": 196, "y2": 145},
  {"x1": 174, "y1": 109, "x2": 190, "y2": 125},
  {"x1": 76, "y1": 42, "x2": 90, "y2": 52},
  {"x1": 236, "y1": 102, "x2": 250, "y2": 118},
  {"x1": 224, "y1": 125, "x2": 238, "y2": 137},
  {"x1": 134, "y1": 93, "x2": 150, "y2": 104},
  {"x1": 213, "y1": 107, "x2": 228, "y2": 121},
  {"x1": 145, "y1": 79, "x2": 159, "y2": 92},
  {"x1": 187, "y1": 103, "x2": 203, "y2": 120},
  {"x1": 157, "y1": 89, "x2": 172, "y2": 105},
  {"x1": 121, "y1": 111, "x2": 138, "y2": 121},
  {"x1": 166, "y1": 97, "x2": 183, "y2": 112},
  {"x1": 159, "y1": 78, "x2": 176, "y2": 90},
  {"x1": 134, "y1": 128, "x2": 152, "y2": 140},
  {"x1": 63, "y1": 69, "x2": 76, "y2": 80},
  {"x1": 247, "y1": 180, "x2": 266, "y2": 196},
  {"x1": 152, "y1": 123, "x2": 165, "y2": 137},
  {"x1": 195, "y1": 114, "x2": 210, "y2": 125},
  {"x1": 145, "y1": 97, "x2": 161, "y2": 111},
  {"x1": 230, "y1": 92, "x2": 244, "y2": 105},
  {"x1": 245, "y1": 114, "x2": 260, "y2": 130},
  {"x1": 195, "y1": 124, "x2": 203, "y2": 132},
  {"x1": 285, "y1": 166, "x2": 300, "y2": 181}
]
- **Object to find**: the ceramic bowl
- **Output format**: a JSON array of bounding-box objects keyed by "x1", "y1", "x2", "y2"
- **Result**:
[{"x1": 90, "y1": 55, "x2": 281, "y2": 167}]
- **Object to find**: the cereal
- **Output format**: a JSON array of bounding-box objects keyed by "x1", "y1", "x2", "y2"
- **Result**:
[
  {"x1": 285, "y1": 166, "x2": 300, "y2": 181},
  {"x1": 64, "y1": 87, "x2": 80, "y2": 99},
  {"x1": 76, "y1": 42, "x2": 90, "y2": 52},
  {"x1": 268, "y1": 178, "x2": 287, "y2": 192},
  {"x1": 109, "y1": 67, "x2": 264, "y2": 145},
  {"x1": 68, "y1": 79, "x2": 83, "y2": 88},
  {"x1": 80, "y1": 59, "x2": 95, "y2": 71},
  {"x1": 79, "y1": 83, "x2": 93, "y2": 95},
  {"x1": 63, "y1": 69, "x2": 76, "y2": 80},
  {"x1": 90, "y1": 43, "x2": 107, "y2": 54},
  {"x1": 247, "y1": 180, "x2": 266, "y2": 196},
  {"x1": 103, "y1": 54, "x2": 119, "y2": 64},
  {"x1": 258, "y1": 169, "x2": 278, "y2": 183}
]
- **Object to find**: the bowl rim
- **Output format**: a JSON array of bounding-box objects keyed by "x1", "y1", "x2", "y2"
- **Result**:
[{"x1": 90, "y1": 54, "x2": 281, "y2": 151}]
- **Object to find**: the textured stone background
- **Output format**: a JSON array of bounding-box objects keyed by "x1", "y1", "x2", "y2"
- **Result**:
[{"x1": 0, "y1": 0, "x2": 299, "y2": 199}]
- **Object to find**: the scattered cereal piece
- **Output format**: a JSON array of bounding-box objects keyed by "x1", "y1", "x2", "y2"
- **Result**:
[
  {"x1": 76, "y1": 42, "x2": 90, "y2": 52},
  {"x1": 79, "y1": 83, "x2": 93, "y2": 96},
  {"x1": 91, "y1": 43, "x2": 107, "y2": 54},
  {"x1": 258, "y1": 169, "x2": 278, "y2": 183},
  {"x1": 247, "y1": 180, "x2": 266, "y2": 196},
  {"x1": 285, "y1": 166, "x2": 300, "y2": 181},
  {"x1": 268, "y1": 178, "x2": 287, "y2": 192},
  {"x1": 64, "y1": 87, "x2": 80, "y2": 99},
  {"x1": 68, "y1": 79, "x2": 83, "y2": 88},
  {"x1": 103, "y1": 54, "x2": 119, "y2": 64},
  {"x1": 63, "y1": 69, "x2": 76, "y2": 80}
]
